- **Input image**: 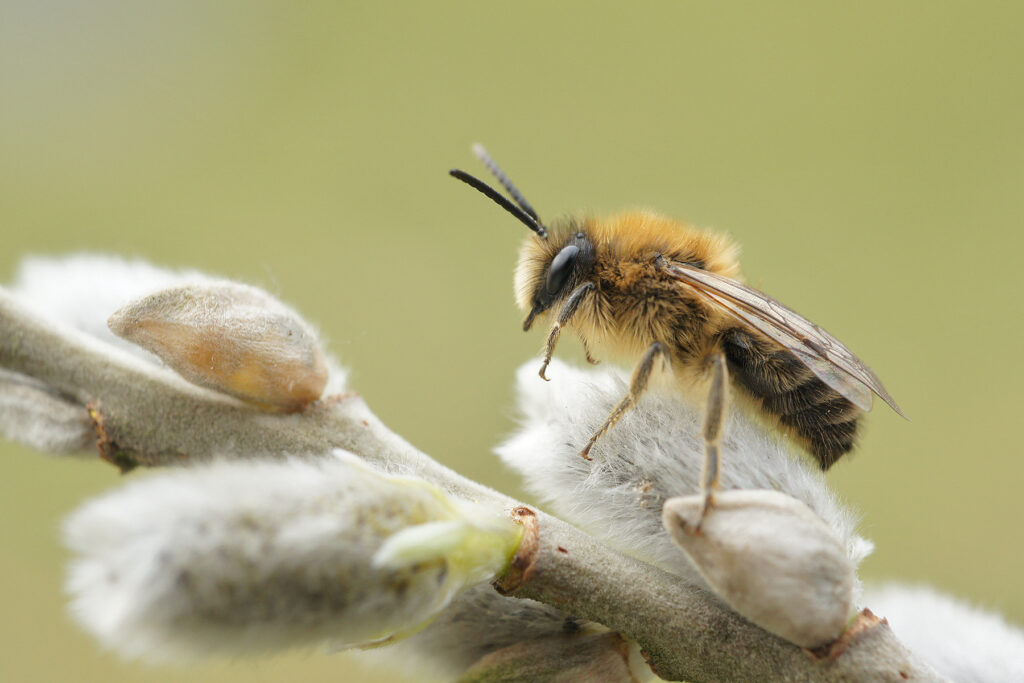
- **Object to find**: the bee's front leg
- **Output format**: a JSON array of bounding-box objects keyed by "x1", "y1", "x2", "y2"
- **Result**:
[
  {"x1": 580, "y1": 341, "x2": 669, "y2": 460},
  {"x1": 696, "y1": 351, "x2": 729, "y2": 530},
  {"x1": 538, "y1": 282, "x2": 596, "y2": 381}
]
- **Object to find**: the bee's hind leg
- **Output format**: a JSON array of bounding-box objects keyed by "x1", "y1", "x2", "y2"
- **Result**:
[
  {"x1": 538, "y1": 282, "x2": 596, "y2": 381},
  {"x1": 696, "y1": 351, "x2": 729, "y2": 531},
  {"x1": 580, "y1": 341, "x2": 669, "y2": 460}
]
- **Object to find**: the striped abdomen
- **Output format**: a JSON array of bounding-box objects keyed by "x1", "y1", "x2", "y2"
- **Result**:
[{"x1": 718, "y1": 327, "x2": 861, "y2": 470}]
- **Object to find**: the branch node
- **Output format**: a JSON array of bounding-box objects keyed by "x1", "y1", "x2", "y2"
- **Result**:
[
  {"x1": 807, "y1": 607, "x2": 885, "y2": 662},
  {"x1": 88, "y1": 402, "x2": 136, "y2": 473},
  {"x1": 494, "y1": 506, "x2": 539, "y2": 594}
]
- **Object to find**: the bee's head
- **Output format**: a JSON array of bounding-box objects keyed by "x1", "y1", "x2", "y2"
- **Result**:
[
  {"x1": 450, "y1": 145, "x2": 598, "y2": 332},
  {"x1": 514, "y1": 221, "x2": 596, "y2": 331}
]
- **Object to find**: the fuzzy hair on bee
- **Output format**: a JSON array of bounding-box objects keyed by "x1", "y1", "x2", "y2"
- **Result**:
[
  {"x1": 513, "y1": 212, "x2": 740, "y2": 363},
  {"x1": 451, "y1": 145, "x2": 903, "y2": 521}
]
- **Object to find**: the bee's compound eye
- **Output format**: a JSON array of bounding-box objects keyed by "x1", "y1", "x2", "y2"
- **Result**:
[{"x1": 546, "y1": 245, "x2": 580, "y2": 294}]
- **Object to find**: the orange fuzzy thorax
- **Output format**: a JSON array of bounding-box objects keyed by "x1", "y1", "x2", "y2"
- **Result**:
[
  {"x1": 514, "y1": 210, "x2": 741, "y2": 313},
  {"x1": 590, "y1": 211, "x2": 740, "y2": 277}
]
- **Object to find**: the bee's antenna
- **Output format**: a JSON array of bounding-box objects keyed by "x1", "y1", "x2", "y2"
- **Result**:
[
  {"x1": 449, "y1": 169, "x2": 549, "y2": 239},
  {"x1": 471, "y1": 143, "x2": 542, "y2": 224}
]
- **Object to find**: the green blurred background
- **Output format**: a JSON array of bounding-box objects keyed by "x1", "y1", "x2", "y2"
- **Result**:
[{"x1": 2, "y1": 2, "x2": 1021, "y2": 681}]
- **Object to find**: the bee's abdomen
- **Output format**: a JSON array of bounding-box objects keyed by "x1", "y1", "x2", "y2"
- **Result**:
[{"x1": 718, "y1": 327, "x2": 861, "y2": 470}]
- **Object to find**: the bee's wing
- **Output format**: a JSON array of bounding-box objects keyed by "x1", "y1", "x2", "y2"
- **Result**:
[{"x1": 663, "y1": 261, "x2": 905, "y2": 417}]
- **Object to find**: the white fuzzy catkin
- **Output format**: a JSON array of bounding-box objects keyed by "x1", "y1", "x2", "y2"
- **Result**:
[
  {"x1": 864, "y1": 583, "x2": 1024, "y2": 683},
  {"x1": 459, "y1": 632, "x2": 640, "y2": 682},
  {"x1": 0, "y1": 369, "x2": 93, "y2": 453},
  {"x1": 496, "y1": 359, "x2": 872, "y2": 591},
  {"x1": 64, "y1": 451, "x2": 520, "y2": 661},
  {"x1": 10, "y1": 254, "x2": 215, "y2": 362},
  {"x1": 7, "y1": 254, "x2": 347, "y2": 395},
  {"x1": 366, "y1": 585, "x2": 582, "y2": 680}
]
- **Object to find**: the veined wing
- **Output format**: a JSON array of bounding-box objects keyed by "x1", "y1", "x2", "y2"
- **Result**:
[{"x1": 662, "y1": 260, "x2": 905, "y2": 417}]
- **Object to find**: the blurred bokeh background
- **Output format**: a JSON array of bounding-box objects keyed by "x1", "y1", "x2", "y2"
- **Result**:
[{"x1": 2, "y1": 2, "x2": 1021, "y2": 681}]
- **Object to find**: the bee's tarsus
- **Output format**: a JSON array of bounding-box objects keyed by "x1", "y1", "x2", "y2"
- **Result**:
[
  {"x1": 583, "y1": 341, "x2": 669, "y2": 459},
  {"x1": 694, "y1": 490, "x2": 716, "y2": 533},
  {"x1": 702, "y1": 353, "x2": 728, "y2": 444},
  {"x1": 698, "y1": 351, "x2": 729, "y2": 527},
  {"x1": 540, "y1": 323, "x2": 561, "y2": 382}
]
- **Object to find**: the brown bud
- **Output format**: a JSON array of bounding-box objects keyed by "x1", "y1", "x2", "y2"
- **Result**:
[{"x1": 108, "y1": 282, "x2": 327, "y2": 412}]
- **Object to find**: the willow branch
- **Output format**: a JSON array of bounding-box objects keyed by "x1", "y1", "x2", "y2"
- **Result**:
[{"x1": 0, "y1": 288, "x2": 943, "y2": 682}]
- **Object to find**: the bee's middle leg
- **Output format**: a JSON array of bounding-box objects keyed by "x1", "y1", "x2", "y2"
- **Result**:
[
  {"x1": 696, "y1": 351, "x2": 729, "y2": 530},
  {"x1": 580, "y1": 341, "x2": 669, "y2": 460},
  {"x1": 538, "y1": 282, "x2": 596, "y2": 380}
]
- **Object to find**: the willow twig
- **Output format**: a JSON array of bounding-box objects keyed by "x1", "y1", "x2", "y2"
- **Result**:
[{"x1": 0, "y1": 288, "x2": 943, "y2": 681}]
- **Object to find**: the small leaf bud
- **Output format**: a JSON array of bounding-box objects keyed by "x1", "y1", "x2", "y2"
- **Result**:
[
  {"x1": 663, "y1": 489, "x2": 854, "y2": 648},
  {"x1": 108, "y1": 282, "x2": 327, "y2": 411}
]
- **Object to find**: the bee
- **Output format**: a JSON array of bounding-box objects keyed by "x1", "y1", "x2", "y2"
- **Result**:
[{"x1": 450, "y1": 145, "x2": 904, "y2": 521}]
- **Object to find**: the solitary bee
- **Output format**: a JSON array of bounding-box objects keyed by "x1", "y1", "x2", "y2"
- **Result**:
[{"x1": 450, "y1": 145, "x2": 904, "y2": 520}]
